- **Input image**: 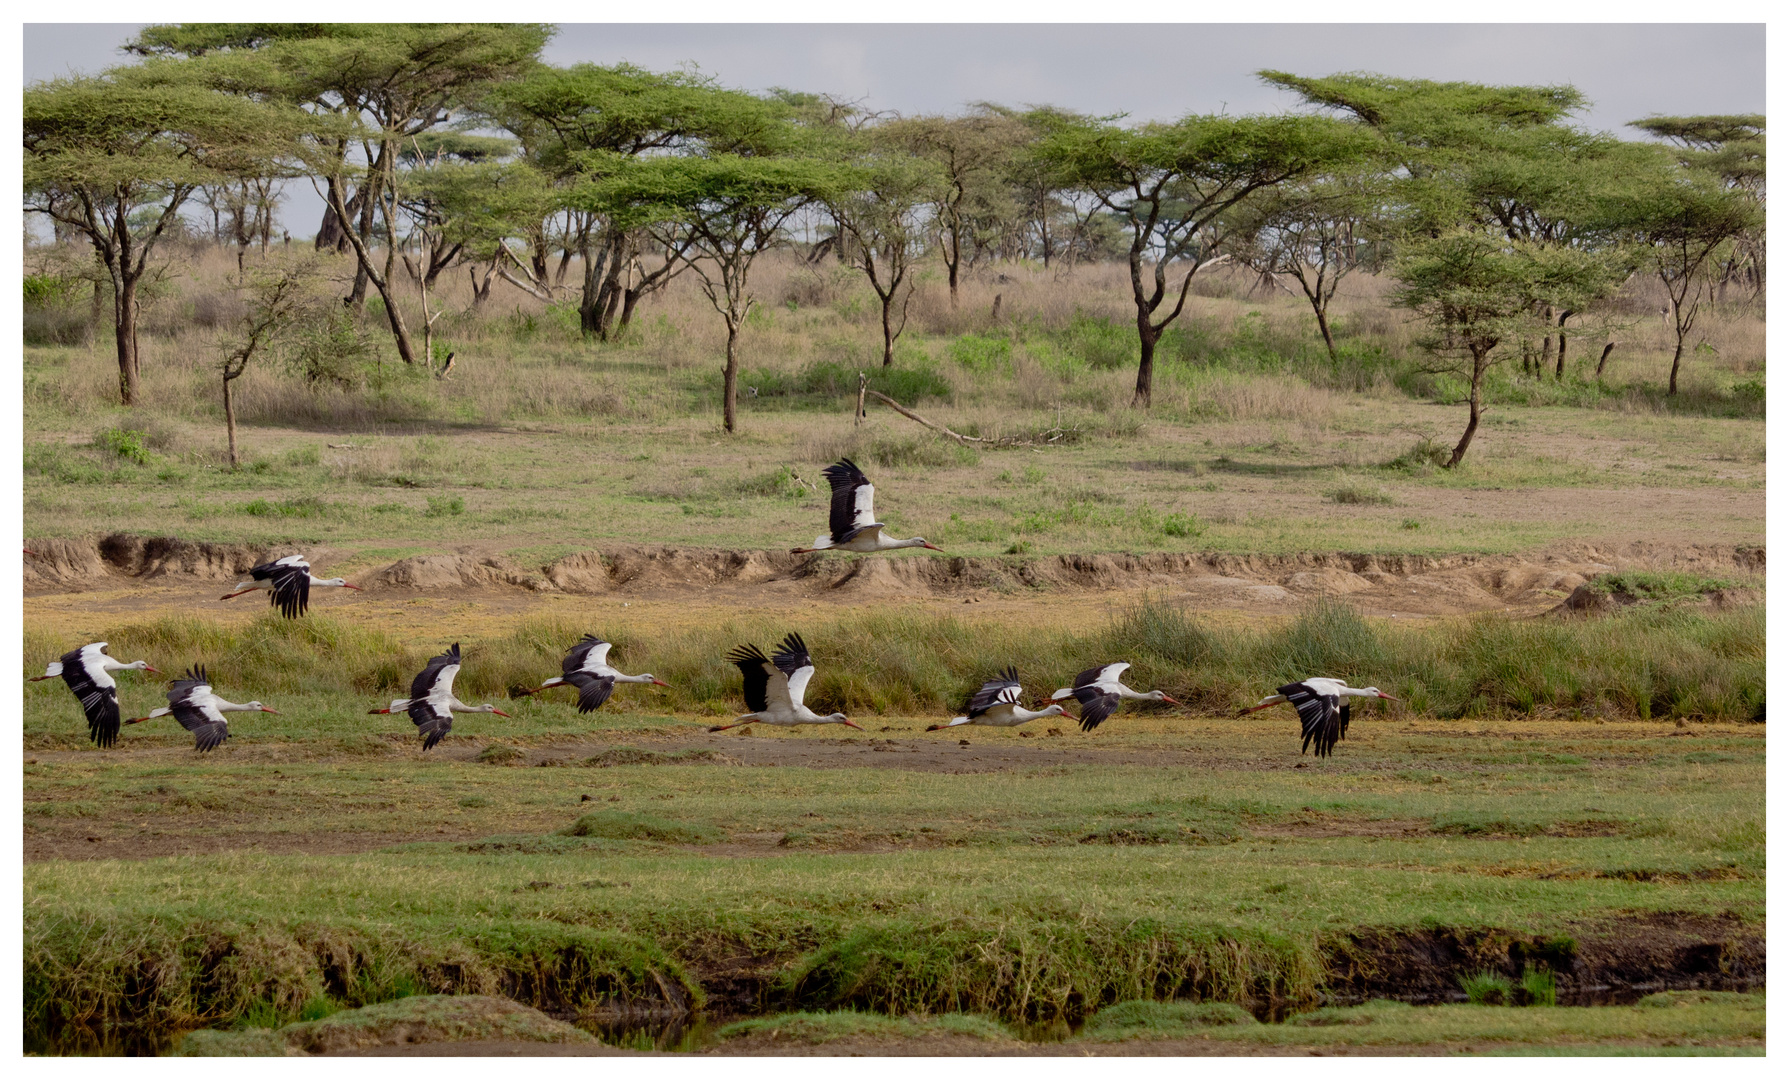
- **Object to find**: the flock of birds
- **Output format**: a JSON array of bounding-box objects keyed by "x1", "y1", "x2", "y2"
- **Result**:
[{"x1": 28, "y1": 458, "x2": 1397, "y2": 756}]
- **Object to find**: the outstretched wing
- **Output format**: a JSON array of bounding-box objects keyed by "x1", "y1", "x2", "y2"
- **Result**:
[
  {"x1": 565, "y1": 671, "x2": 616, "y2": 714},
  {"x1": 822, "y1": 459, "x2": 879, "y2": 543},
  {"x1": 772, "y1": 632, "x2": 815, "y2": 709},
  {"x1": 408, "y1": 700, "x2": 452, "y2": 750},
  {"x1": 726, "y1": 643, "x2": 776, "y2": 714},
  {"x1": 1074, "y1": 662, "x2": 1129, "y2": 689},
  {"x1": 1072, "y1": 686, "x2": 1121, "y2": 732},
  {"x1": 563, "y1": 635, "x2": 612, "y2": 676},
  {"x1": 254, "y1": 556, "x2": 312, "y2": 618},
  {"x1": 167, "y1": 667, "x2": 229, "y2": 751},
  {"x1": 410, "y1": 643, "x2": 462, "y2": 705},
  {"x1": 965, "y1": 666, "x2": 1024, "y2": 719},
  {"x1": 61, "y1": 644, "x2": 120, "y2": 748},
  {"x1": 1279, "y1": 681, "x2": 1346, "y2": 758}
]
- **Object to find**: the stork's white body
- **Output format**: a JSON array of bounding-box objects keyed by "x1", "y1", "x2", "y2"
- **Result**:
[
  {"x1": 370, "y1": 643, "x2": 509, "y2": 750},
  {"x1": 793, "y1": 459, "x2": 941, "y2": 554},
  {"x1": 929, "y1": 667, "x2": 1065, "y2": 730},
  {"x1": 29, "y1": 642, "x2": 158, "y2": 748},
  {"x1": 526, "y1": 636, "x2": 669, "y2": 713},
  {"x1": 1241, "y1": 677, "x2": 1397, "y2": 759},
  {"x1": 221, "y1": 554, "x2": 359, "y2": 618},
  {"x1": 711, "y1": 633, "x2": 861, "y2": 732},
  {"x1": 1050, "y1": 661, "x2": 1179, "y2": 731}
]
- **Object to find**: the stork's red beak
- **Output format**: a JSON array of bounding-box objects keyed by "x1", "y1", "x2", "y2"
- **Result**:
[
  {"x1": 1377, "y1": 692, "x2": 1400, "y2": 702},
  {"x1": 143, "y1": 666, "x2": 163, "y2": 675},
  {"x1": 342, "y1": 584, "x2": 362, "y2": 591},
  {"x1": 651, "y1": 678, "x2": 671, "y2": 688},
  {"x1": 492, "y1": 708, "x2": 512, "y2": 718},
  {"x1": 1161, "y1": 695, "x2": 1181, "y2": 706},
  {"x1": 923, "y1": 543, "x2": 944, "y2": 551},
  {"x1": 841, "y1": 718, "x2": 863, "y2": 730},
  {"x1": 259, "y1": 706, "x2": 280, "y2": 714}
]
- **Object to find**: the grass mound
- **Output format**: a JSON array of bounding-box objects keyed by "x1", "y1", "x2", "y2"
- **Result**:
[
  {"x1": 558, "y1": 811, "x2": 721, "y2": 844},
  {"x1": 715, "y1": 1009, "x2": 1014, "y2": 1046},
  {"x1": 1080, "y1": 999, "x2": 1258, "y2": 1040},
  {"x1": 178, "y1": 994, "x2": 594, "y2": 1056},
  {"x1": 581, "y1": 747, "x2": 733, "y2": 768}
]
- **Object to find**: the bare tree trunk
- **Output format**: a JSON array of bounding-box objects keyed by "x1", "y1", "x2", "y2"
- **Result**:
[
  {"x1": 616, "y1": 287, "x2": 643, "y2": 336},
  {"x1": 1596, "y1": 342, "x2": 1616, "y2": 378},
  {"x1": 723, "y1": 315, "x2": 741, "y2": 434},
  {"x1": 223, "y1": 376, "x2": 239, "y2": 468},
  {"x1": 1555, "y1": 309, "x2": 1571, "y2": 379},
  {"x1": 1314, "y1": 306, "x2": 1336, "y2": 362},
  {"x1": 1132, "y1": 316, "x2": 1158, "y2": 409},
  {"x1": 1668, "y1": 337, "x2": 1686, "y2": 396},
  {"x1": 114, "y1": 273, "x2": 140, "y2": 406},
  {"x1": 1446, "y1": 349, "x2": 1487, "y2": 468},
  {"x1": 880, "y1": 291, "x2": 896, "y2": 367}
]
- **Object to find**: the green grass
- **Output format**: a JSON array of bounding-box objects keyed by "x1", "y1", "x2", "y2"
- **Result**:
[
  {"x1": 21, "y1": 598, "x2": 1767, "y2": 728},
  {"x1": 715, "y1": 1009, "x2": 1015, "y2": 1046}
]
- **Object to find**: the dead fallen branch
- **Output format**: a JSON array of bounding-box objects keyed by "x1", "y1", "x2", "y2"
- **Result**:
[{"x1": 862, "y1": 390, "x2": 1079, "y2": 448}]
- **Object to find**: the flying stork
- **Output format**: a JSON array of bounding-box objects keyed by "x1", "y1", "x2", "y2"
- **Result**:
[
  {"x1": 791, "y1": 458, "x2": 943, "y2": 554},
  {"x1": 516, "y1": 635, "x2": 670, "y2": 713},
  {"x1": 369, "y1": 643, "x2": 510, "y2": 750},
  {"x1": 927, "y1": 666, "x2": 1066, "y2": 731},
  {"x1": 1048, "y1": 663, "x2": 1180, "y2": 732},
  {"x1": 709, "y1": 632, "x2": 862, "y2": 733},
  {"x1": 220, "y1": 555, "x2": 361, "y2": 618},
  {"x1": 29, "y1": 643, "x2": 160, "y2": 748},
  {"x1": 123, "y1": 665, "x2": 278, "y2": 752},
  {"x1": 1239, "y1": 678, "x2": 1399, "y2": 758}
]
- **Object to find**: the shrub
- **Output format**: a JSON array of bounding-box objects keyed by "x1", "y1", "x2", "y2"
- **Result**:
[
  {"x1": 949, "y1": 333, "x2": 1012, "y2": 372},
  {"x1": 1327, "y1": 484, "x2": 1396, "y2": 506},
  {"x1": 95, "y1": 428, "x2": 154, "y2": 466},
  {"x1": 424, "y1": 496, "x2": 465, "y2": 518},
  {"x1": 1458, "y1": 970, "x2": 1513, "y2": 1005},
  {"x1": 1056, "y1": 313, "x2": 1134, "y2": 371}
]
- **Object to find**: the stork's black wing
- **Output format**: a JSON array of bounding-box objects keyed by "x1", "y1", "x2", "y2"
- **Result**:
[
  {"x1": 964, "y1": 666, "x2": 1023, "y2": 719},
  {"x1": 562, "y1": 635, "x2": 608, "y2": 676},
  {"x1": 771, "y1": 632, "x2": 811, "y2": 678},
  {"x1": 409, "y1": 701, "x2": 452, "y2": 750},
  {"x1": 410, "y1": 643, "x2": 462, "y2": 702},
  {"x1": 165, "y1": 665, "x2": 210, "y2": 707},
  {"x1": 1071, "y1": 664, "x2": 1114, "y2": 689},
  {"x1": 1280, "y1": 681, "x2": 1346, "y2": 758},
  {"x1": 59, "y1": 646, "x2": 120, "y2": 749},
  {"x1": 1072, "y1": 685, "x2": 1121, "y2": 732},
  {"x1": 727, "y1": 643, "x2": 774, "y2": 713},
  {"x1": 167, "y1": 665, "x2": 229, "y2": 751},
  {"x1": 254, "y1": 558, "x2": 312, "y2": 618},
  {"x1": 822, "y1": 458, "x2": 875, "y2": 544},
  {"x1": 564, "y1": 671, "x2": 616, "y2": 714}
]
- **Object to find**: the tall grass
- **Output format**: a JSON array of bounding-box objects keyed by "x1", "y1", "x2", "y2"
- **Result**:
[{"x1": 24, "y1": 597, "x2": 1764, "y2": 723}]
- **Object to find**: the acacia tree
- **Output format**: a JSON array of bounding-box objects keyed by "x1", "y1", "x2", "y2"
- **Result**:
[
  {"x1": 826, "y1": 145, "x2": 945, "y2": 367},
  {"x1": 1605, "y1": 171, "x2": 1759, "y2": 395},
  {"x1": 597, "y1": 155, "x2": 836, "y2": 433},
  {"x1": 131, "y1": 23, "x2": 550, "y2": 364},
  {"x1": 220, "y1": 258, "x2": 317, "y2": 467},
  {"x1": 1235, "y1": 167, "x2": 1392, "y2": 361},
  {"x1": 24, "y1": 70, "x2": 311, "y2": 404},
  {"x1": 1036, "y1": 112, "x2": 1366, "y2": 406},
  {"x1": 1629, "y1": 114, "x2": 1766, "y2": 300},
  {"x1": 1394, "y1": 232, "x2": 1625, "y2": 466},
  {"x1": 883, "y1": 109, "x2": 1026, "y2": 306}
]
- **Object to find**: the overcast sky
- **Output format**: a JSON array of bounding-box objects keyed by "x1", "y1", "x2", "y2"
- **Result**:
[{"x1": 23, "y1": 22, "x2": 1767, "y2": 238}]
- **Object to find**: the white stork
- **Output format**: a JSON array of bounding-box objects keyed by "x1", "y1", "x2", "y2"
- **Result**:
[
  {"x1": 927, "y1": 667, "x2": 1066, "y2": 731},
  {"x1": 709, "y1": 632, "x2": 862, "y2": 732},
  {"x1": 220, "y1": 555, "x2": 360, "y2": 618},
  {"x1": 791, "y1": 458, "x2": 943, "y2": 554},
  {"x1": 123, "y1": 664, "x2": 277, "y2": 752},
  {"x1": 1048, "y1": 662, "x2": 1180, "y2": 732},
  {"x1": 29, "y1": 642, "x2": 160, "y2": 748},
  {"x1": 516, "y1": 635, "x2": 669, "y2": 713},
  {"x1": 369, "y1": 643, "x2": 510, "y2": 750},
  {"x1": 1239, "y1": 678, "x2": 1399, "y2": 758}
]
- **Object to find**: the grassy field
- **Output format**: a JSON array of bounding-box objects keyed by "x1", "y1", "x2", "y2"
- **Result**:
[
  {"x1": 24, "y1": 708, "x2": 1764, "y2": 1053},
  {"x1": 22, "y1": 246, "x2": 1767, "y2": 1055},
  {"x1": 22, "y1": 252, "x2": 1765, "y2": 559}
]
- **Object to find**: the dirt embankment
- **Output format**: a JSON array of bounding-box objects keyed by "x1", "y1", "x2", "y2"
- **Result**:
[{"x1": 24, "y1": 534, "x2": 1765, "y2": 618}]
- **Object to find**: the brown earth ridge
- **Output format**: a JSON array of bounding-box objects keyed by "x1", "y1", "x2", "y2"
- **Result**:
[{"x1": 21, "y1": 534, "x2": 1766, "y2": 619}]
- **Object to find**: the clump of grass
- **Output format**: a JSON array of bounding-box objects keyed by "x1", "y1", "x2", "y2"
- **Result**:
[
  {"x1": 95, "y1": 427, "x2": 155, "y2": 465},
  {"x1": 423, "y1": 495, "x2": 465, "y2": 518},
  {"x1": 558, "y1": 811, "x2": 720, "y2": 845},
  {"x1": 1589, "y1": 571, "x2": 1739, "y2": 605},
  {"x1": 734, "y1": 465, "x2": 812, "y2": 500},
  {"x1": 476, "y1": 744, "x2": 523, "y2": 766},
  {"x1": 1080, "y1": 999, "x2": 1257, "y2": 1040},
  {"x1": 716, "y1": 1009, "x2": 1014, "y2": 1046},
  {"x1": 1459, "y1": 970, "x2": 1515, "y2": 1005},
  {"x1": 1327, "y1": 483, "x2": 1396, "y2": 506},
  {"x1": 1519, "y1": 966, "x2": 1557, "y2": 1007},
  {"x1": 243, "y1": 496, "x2": 329, "y2": 519},
  {"x1": 1384, "y1": 436, "x2": 1451, "y2": 471}
]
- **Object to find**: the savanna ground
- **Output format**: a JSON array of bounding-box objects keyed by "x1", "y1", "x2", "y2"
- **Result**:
[{"x1": 22, "y1": 246, "x2": 1765, "y2": 1054}]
